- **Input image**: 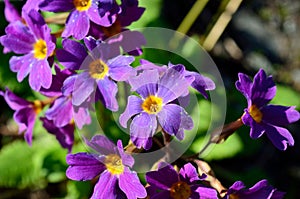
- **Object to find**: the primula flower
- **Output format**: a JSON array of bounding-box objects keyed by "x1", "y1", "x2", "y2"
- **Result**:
[
  {"x1": 236, "y1": 69, "x2": 300, "y2": 150},
  {"x1": 57, "y1": 38, "x2": 136, "y2": 111},
  {"x1": 0, "y1": 10, "x2": 55, "y2": 91},
  {"x1": 119, "y1": 67, "x2": 194, "y2": 150},
  {"x1": 39, "y1": 66, "x2": 91, "y2": 152},
  {"x1": 39, "y1": 0, "x2": 120, "y2": 40},
  {"x1": 0, "y1": 88, "x2": 44, "y2": 145},
  {"x1": 224, "y1": 179, "x2": 285, "y2": 199},
  {"x1": 41, "y1": 117, "x2": 75, "y2": 153},
  {"x1": 66, "y1": 135, "x2": 147, "y2": 199},
  {"x1": 146, "y1": 162, "x2": 218, "y2": 199}
]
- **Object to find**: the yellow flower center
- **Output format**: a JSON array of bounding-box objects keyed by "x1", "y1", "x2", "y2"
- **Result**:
[
  {"x1": 73, "y1": 0, "x2": 91, "y2": 11},
  {"x1": 104, "y1": 154, "x2": 124, "y2": 175},
  {"x1": 33, "y1": 39, "x2": 47, "y2": 60},
  {"x1": 89, "y1": 59, "x2": 109, "y2": 79},
  {"x1": 170, "y1": 181, "x2": 191, "y2": 199},
  {"x1": 33, "y1": 100, "x2": 43, "y2": 114},
  {"x1": 249, "y1": 105, "x2": 263, "y2": 123},
  {"x1": 141, "y1": 95, "x2": 163, "y2": 114}
]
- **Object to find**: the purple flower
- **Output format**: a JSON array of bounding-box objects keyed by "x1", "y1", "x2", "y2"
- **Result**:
[
  {"x1": 58, "y1": 38, "x2": 136, "y2": 111},
  {"x1": 41, "y1": 117, "x2": 75, "y2": 153},
  {"x1": 146, "y1": 162, "x2": 218, "y2": 199},
  {"x1": 236, "y1": 69, "x2": 300, "y2": 150},
  {"x1": 40, "y1": 65, "x2": 91, "y2": 128},
  {"x1": 0, "y1": 88, "x2": 43, "y2": 145},
  {"x1": 119, "y1": 67, "x2": 194, "y2": 150},
  {"x1": 39, "y1": 0, "x2": 120, "y2": 40},
  {"x1": 66, "y1": 135, "x2": 147, "y2": 199},
  {"x1": 0, "y1": 10, "x2": 55, "y2": 91},
  {"x1": 224, "y1": 180, "x2": 285, "y2": 199}
]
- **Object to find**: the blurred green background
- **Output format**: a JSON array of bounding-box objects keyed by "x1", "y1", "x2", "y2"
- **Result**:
[{"x1": 0, "y1": 0, "x2": 300, "y2": 198}]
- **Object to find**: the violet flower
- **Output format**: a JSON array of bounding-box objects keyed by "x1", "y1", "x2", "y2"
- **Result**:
[
  {"x1": 0, "y1": 88, "x2": 43, "y2": 145},
  {"x1": 236, "y1": 69, "x2": 300, "y2": 150},
  {"x1": 146, "y1": 162, "x2": 218, "y2": 199},
  {"x1": 39, "y1": 0, "x2": 120, "y2": 40},
  {"x1": 224, "y1": 180, "x2": 285, "y2": 199},
  {"x1": 41, "y1": 117, "x2": 75, "y2": 153},
  {"x1": 119, "y1": 67, "x2": 194, "y2": 150},
  {"x1": 66, "y1": 135, "x2": 147, "y2": 199},
  {"x1": 39, "y1": 65, "x2": 91, "y2": 152},
  {"x1": 0, "y1": 10, "x2": 55, "y2": 91},
  {"x1": 57, "y1": 38, "x2": 136, "y2": 111}
]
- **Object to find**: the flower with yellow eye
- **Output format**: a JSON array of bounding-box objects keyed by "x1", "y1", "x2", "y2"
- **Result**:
[
  {"x1": 146, "y1": 162, "x2": 218, "y2": 199},
  {"x1": 236, "y1": 69, "x2": 300, "y2": 150},
  {"x1": 66, "y1": 135, "x2": 146, "y2": 199},
  {"x1": 0, "y1": 10, "x2": 55, "y2": 91},
  {"x1": 120, "y1": 66, "x2": 194, "y2": 150}
]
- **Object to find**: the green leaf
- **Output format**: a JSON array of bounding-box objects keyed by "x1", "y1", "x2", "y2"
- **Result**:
[
  {"x1": 190, "y1": 133, "x2": 243, "y2": 161},
  {"x1": 0, "y1": 141, "x2": 46, "y2": 189}
]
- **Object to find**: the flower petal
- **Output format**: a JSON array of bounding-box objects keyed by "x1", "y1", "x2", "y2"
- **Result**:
[
  {"x1": 179, "y1": 163, "x2": 199, "y2": 184},
  {"x1": 39, "y1": 0, "x2": 74, "y2": 12},
  {"x1": 119, "y1": 95, "x2": 143, "y2": 128},
  {"x1": 4, "y1": 0, "x2": 21, "y2": 23},
  {"x1": 0, "y1": 23, "x2": 34, "y2": 54},
  {"x1": 14, "y1": 107, "x2": 36, "y2": 145},
  {"x1": 264, "y1": 124, "x2": 294, "y2": 150},
  {"x1": 1, "y1": 88, "x2": 31, "y2": 110},
  {"x1": 157, "y1": 67, "x2": 192, "y2": 103},
  {"x1": 46, "y1": 96, "x2": 72, "y2": 127},
  {"x1": 108, "y1": 55, "x2": 136, "y2": 81},
  {"x1": 91, "y1": 171, "x2": 118, "y2": 199},
  {"x1": 85, "y1": 135, "x2": 116, "y2": 155},
  {"x1": 250, "y1": 69, "x2": 276, "y2": 108},
  {"x1": 41, "y1": 117, "x2": 74, "y2": 153},
  {"x1": 235, "y1": 73, "x2": 252, "y2": 103},
  {"x1": 9, "y1": 54, "x2": 34, "y2": 82},
  {"x1": 158, "y1": 104, "x2": 192, "y2": 138},
  {"x1": 128, "y1": 69, "x2": 159, "y2": 98},
  {"x1": 66, "y1": 152, "x2": 105, "y2": 181},
  {"x1": 145, "y1": 164, "x2": 178, "y2": 190},
  {"x1": 62, "y1": 11, "x2": 89, "y2": 40},
  {"x1": 189, "y1": 71, "x2": 216, "y2": 99},
  {"x1": 262, "y1": 105, "x2": 300, "y2": 126},
  {"x1": 242, "y1": 110, "x2": 265, "y2": 139},
  {"x1": 29, "y1": 60, "x2": 52, "y2": 91},
  {"x1": 130, "y1": 112, "x2": 157, "y2": 150},
  {"x1": 73, "y1": 107, "x2": 91, "y2": 129},
  {"x1": 56, "y1": 39, "x2": 87, "y2": 70},
  {"x1": 119, "y1": 168, "x2": 147, "y2": 199},
  {"x1": 72, "y1": 72, "x2": 95, "y2": 106},
  {"x1": 117, "y1": 140, "x2": 134, "y2": 167},
  {"x1": 97, "y1": 76, "x2": 119, "y2": 111},
  {"x1": 23, "y1": 10, "x2": 46, "y2": 39},
  {"x1": 194, "y1": 186, "x2": 218, "y2": 199}
]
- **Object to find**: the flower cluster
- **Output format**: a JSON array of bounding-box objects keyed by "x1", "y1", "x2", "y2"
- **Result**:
[{"x1": 1, "y1": 0, "x2": 299, "y2": 199}]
